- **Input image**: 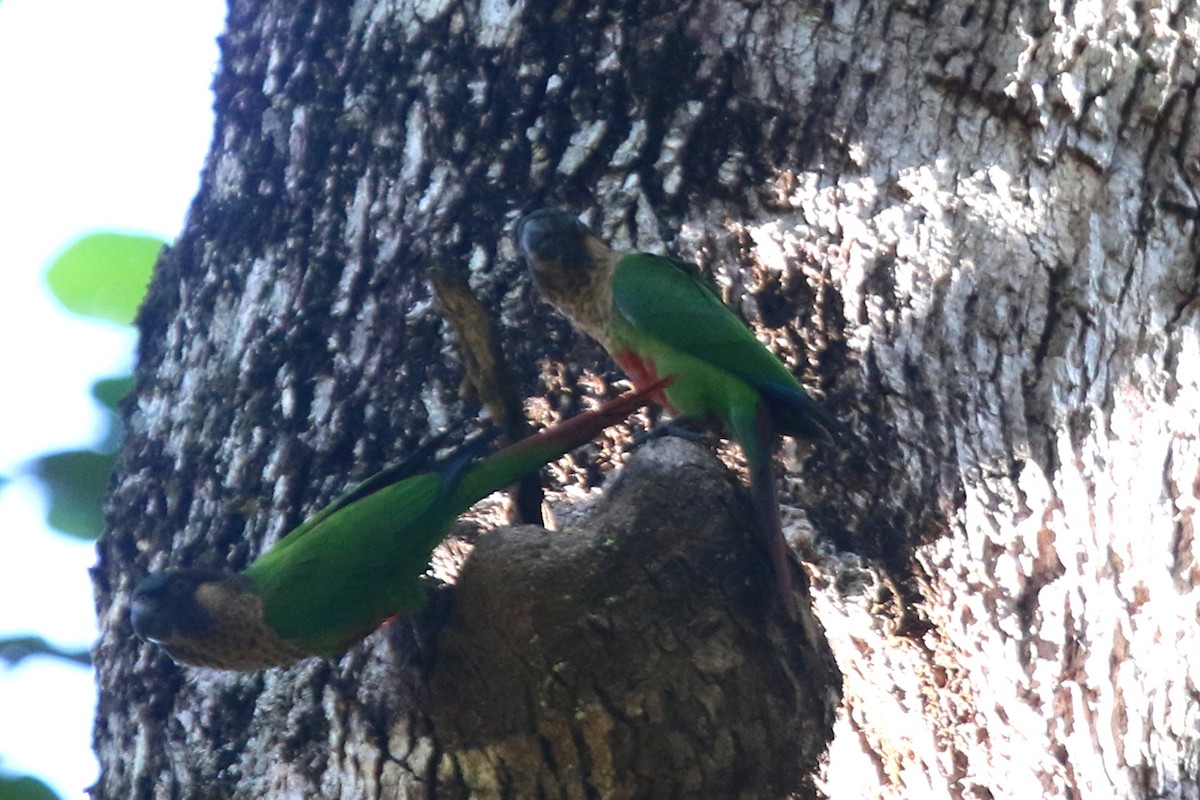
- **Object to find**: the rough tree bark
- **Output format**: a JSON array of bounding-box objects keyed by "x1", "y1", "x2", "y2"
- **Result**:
[{"x1": 91, "y1": 0, "x2": 1200, "y2": 798}]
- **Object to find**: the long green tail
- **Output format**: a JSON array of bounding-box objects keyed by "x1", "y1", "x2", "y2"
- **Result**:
[
  {"x1": 733, "y1": 401, "x2": 798, "y2": 620},
  {"x1": 449, "y1": 378, "x2": 670, "y2": 512}
]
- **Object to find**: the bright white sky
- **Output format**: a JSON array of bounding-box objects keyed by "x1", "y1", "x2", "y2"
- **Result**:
[{"x1": 0, "y1": 1, "x2": 225, "y2": 796}]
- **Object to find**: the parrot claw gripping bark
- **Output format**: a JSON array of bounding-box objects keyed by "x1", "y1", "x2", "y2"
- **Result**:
[
  {"x1": 131, "y1": 379, "x2": 669, "y2": 671},
  {"x1": 518, "y1": 208, "x2": 842, "y2": 619}
]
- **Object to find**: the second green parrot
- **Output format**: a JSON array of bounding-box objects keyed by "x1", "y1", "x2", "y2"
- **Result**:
[
  {"x1": 517, "y1": 209, "x2": 841, "y2": 617},
  {"x1": 131, "y1": 381, "x2": 666, "y2": 670}
]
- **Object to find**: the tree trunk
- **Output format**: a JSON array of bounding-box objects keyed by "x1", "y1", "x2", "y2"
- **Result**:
[{"x1": 91, "y1": 0, "x2": 1200, "y2": 798}]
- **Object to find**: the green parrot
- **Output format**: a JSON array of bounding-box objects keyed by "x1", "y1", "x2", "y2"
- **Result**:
[
  {"x1": 130, "y1": 381, "x2": 667, "y2": 671},
  {"x1": 517, "y1": 208, "x2": 842, "y2": 617}
]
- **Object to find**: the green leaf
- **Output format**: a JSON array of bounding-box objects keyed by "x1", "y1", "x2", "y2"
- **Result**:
[
  {"x1": 91, "y1": 375, "x2": 135, "y2": 414},
  {"x1": 0, "y1": 636, "x2": 91, "y2": 668},
  {"x1": 0, "y1": 774, "x2": 62, "y2": 800},
  {"x1": 27, "y1": 449, "x2": 115, "y2": 540},
  {"x1": 44, "y1": 232, "x2": 163, "y2": 326}
]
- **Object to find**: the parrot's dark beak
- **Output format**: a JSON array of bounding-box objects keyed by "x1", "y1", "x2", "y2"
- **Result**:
[{"x1": 130, "y1": 574, "x2": 175, "y2": 642}]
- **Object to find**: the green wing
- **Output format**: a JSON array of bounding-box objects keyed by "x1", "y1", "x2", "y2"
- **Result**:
[
  {"x1": 246, "y1": 471, "x2": 453, "y2": 653},
  {"x1": 256, "y1": 436, "x2": 446, "y2": 563},
  {"x1": 611, "y1": 257, "x2": 788, "y2": 388},
  {"x1": 244, "y1": 442, "x2": 475, "y2": 654},
  {"x1": 612, "y1": 254, "x2": 799, "y2": 387},
  {"x1": 611, "y1": 253, "x2": 839, "y2": 441}
]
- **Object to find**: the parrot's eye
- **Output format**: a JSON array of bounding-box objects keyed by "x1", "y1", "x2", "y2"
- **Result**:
[{"x1": 518, "y1": 220, "x2": 553, "y2": 259}]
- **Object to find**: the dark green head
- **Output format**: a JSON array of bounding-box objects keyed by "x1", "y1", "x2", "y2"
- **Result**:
[
  {"x1": 517, "y1": 208, "x2": 599, "y2": 272},
  {"x1": 516, "y1": 208, "x2": 618, "y2": 337},
  {"x1": 131, "y1": 569, "x2": 229, "y2": 644},
  {"x1": 131, "y1": 569, "x2": 305, "y2": 671}
]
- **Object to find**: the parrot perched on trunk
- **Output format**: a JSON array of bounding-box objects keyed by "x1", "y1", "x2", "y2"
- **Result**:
[
  {"x1": 130, "y1": 380, "x2": 668, "y2": 671},
  {"x1": 517, "y1": 208, "x2": 841, "y2": 617}
]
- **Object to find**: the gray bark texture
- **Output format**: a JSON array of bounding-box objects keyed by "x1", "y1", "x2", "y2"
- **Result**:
[{"x1": 91, "y1": 0, "x2": 1200, "y2": 798}]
